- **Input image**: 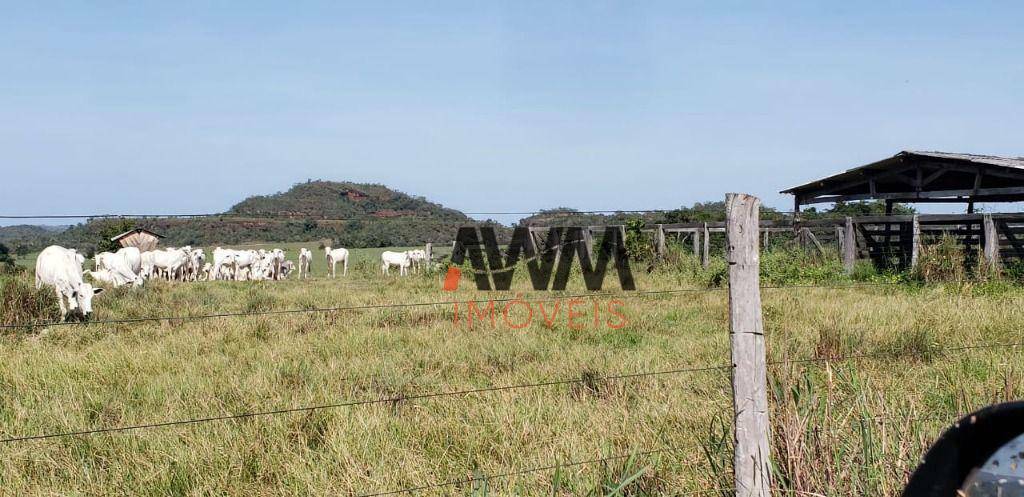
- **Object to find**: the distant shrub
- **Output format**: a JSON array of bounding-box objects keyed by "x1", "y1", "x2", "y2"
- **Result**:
[{"x1": 759, "y1": 248, "x2": 846, "y2": 286}]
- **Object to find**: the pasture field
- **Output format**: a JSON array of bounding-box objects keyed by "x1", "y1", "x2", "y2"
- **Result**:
[{"x1": 1, "y1": 252, "x2": 1024, "y2": 495}]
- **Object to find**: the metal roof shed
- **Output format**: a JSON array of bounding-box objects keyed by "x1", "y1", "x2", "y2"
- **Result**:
[
  {"x1": 110, "y1": 228, "x2": 164, "y2": 251},
  {"x1": 782, "y1": 151, "x2": 1024, "y2": 213}
]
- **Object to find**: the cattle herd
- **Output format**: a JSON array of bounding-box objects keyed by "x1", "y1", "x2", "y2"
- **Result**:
[{"x1": 33, "y1": 244, "x2": 432, "y2": 320}]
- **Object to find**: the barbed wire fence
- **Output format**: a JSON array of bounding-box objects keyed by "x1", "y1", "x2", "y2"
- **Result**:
[{"x1": 0, "y1": 197, "x2": 1017, "y2": 496}]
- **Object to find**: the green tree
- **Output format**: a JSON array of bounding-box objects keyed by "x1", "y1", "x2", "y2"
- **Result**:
[
  {"x1": 95, "y1": 220, "x2": 137, "y2": 253},
  {"x1": 0, "y1": 242, "x2": 14, "y2": 268},
  {"x1": 801, "y1": 200, "x2": 915, "y2": 218}
]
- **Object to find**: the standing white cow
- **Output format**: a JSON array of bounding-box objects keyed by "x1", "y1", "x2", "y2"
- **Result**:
[
  {"x1": 381, "y1": 250, "x2": 411, "y2": 276},
  {"x1": 151, "y1": 248, "x2": 189, "y2": 281},
  {"x1": 298, "y1": 248, "x2": 312, "y2": 279},
  {"x1": 35, "y1": 245, "x2": 104, "y2": 320},
  {"x1": 325, "y1": 247, "x2": 349, "y2": 277},
  {"x1": 405, "y1": 249, "x2": 427, "y2": 274},
  {"x1": 211, "y1": 247, "x2": 237, "y2": 281},
  {"x1": 231, "y1": 250, "x2": 260, "y2": 281}
]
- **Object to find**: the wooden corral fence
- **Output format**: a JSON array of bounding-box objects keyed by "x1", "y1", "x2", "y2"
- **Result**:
[{"x1": 518, "y1": 212, "x2": 1024, "y2": 273}]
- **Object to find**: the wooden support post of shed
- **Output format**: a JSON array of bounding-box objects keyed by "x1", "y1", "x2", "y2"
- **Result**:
[
  {"x1": 725, "y1": 193, "x2": 772, "y2": 497},
  {"x1": 843, "y1": 217, "x2": 856, "y2": 274},
  {"x1": 702, "y1": 222, "x2": 710, "y2": 269},
  {"x1": 655, "y1": 224, "x2": 666, "y2": 259},
  {"x1": 910, "y1": 215, "x2": 920, "y2": 269},
  {"x1": 983, "y1": 214, "x2": 1000, "y2": 270}
]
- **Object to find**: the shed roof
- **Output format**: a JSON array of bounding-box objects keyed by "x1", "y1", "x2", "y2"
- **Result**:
[
  {"x1": 782, "y1": 151, "x2": 1024, "y2": 206},
  {"x1": 110, "y1": 228, "x2": 165, "y2": 242}
]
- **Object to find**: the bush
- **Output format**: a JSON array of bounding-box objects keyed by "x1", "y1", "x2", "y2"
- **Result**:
[
  {"x1": 759, "y1": 248, "x2": 847, "y2": 286},
  {"x1": 0, "y1": 274, "x2": 59, "y2": 328},
  {"x1": 913, "y1": 236, "x2": 968, "y2": 284}
]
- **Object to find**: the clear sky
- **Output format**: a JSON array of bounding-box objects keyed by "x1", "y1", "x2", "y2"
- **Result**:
[{"x1": 2, "y1": 1, "x2": 1023, "y2": 225}]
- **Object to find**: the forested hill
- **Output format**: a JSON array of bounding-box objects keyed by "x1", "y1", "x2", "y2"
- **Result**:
[
  {"x1": 228, "y1": 181, "x2": 471, "y2": 221},
  {"x1": 16, "y1": 181, "x2": 504, "y2": 253}
]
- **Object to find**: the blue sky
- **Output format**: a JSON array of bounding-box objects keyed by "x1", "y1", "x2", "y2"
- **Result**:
[{"x1": 2, "y1": 1, "x2": 1023, "y2": 225}]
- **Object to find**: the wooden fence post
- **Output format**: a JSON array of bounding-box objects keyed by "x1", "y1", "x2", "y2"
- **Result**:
[
  {"x1": 835, "y1": 226, "x2": 843, "y2": 254},
  {"x1": 910, "y1": 215, "x2": 920, "y2": 269},
  {"x1": 693, "y1": 229, "x2": 700, "y2": 258},
  {"x1": 583, "y1": 228, "x2": 594, "y2": 257},
  {"x1": 655, "y1": 224, "x2": 666, "y2": 259},
  {"x1": 726, "y1": 193, "x2": 772, "y2": 497},
  {"x1": 843, "y1": 217, "x2": 856, "y2": 274},
  {"x1": 702, "y1": 222, "x2": 710, "y2": 269},
  {"x1": 425, "y1": 243, "x2": 433, "y2": 264},
  {"x1": 983, "y1": 214, "x2": 999, "y2": 270}
]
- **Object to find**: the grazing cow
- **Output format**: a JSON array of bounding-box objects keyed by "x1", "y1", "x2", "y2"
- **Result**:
[
  {"x1": 201, "y1": 262, "x2": 213, "y2": 281},
  {"x1": 35, "y1": 245, "x2": 104, "y2": 320},
  {"x1": 94, "y1": 248, "x2": 143, "y2": 287},
  {"x1": 298, "y1": 248, "x2": 312, "y2": 279},
  {"x1": 140, "y1": 250, "x2": 158, "y2": 279},
  {"x1": 381, "y1": 250, "x2": 411, "y2": 276},
  {"x1": 84, "y1": 268, "x2": 138, "y2": 288},
  {"x1": 405, "y1": 249, "x2": 427, "y2": 273},
  {"x1": 325, "y1": 247, "x2": 349, "y2": 277}
]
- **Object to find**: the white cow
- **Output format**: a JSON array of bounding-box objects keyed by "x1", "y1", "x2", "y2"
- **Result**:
[
  {"x1": 269, "y1": 249, "x2": 286, "y2": 280},
  {"x1": 325, "y1": 247, "x2": 349, "y2": 277},
  {"x1": 231, "y1": 250, "x2": 260, "y2": 281},
  {"x1": 405, "y1": 249, "x2": 427, "y2": 273},
  {"x1": 381, "y1": 250, "x2": 411, "y2": 276},
  {"x1": 184, "y1": 247, "x2": 206, "y2": 281},
  {"x1": 298, "y1": 248, "x2": 312, "y2": 279},
  {"x1": 151, "y1": 248, "x2": 189, "y2": 281},
  {"x1": 140, "y1": 250, "x2": 158, "y2": 279},
  {"x1": 211, "y1": 247, "x2": 237, "y2": 281},
  {"x1": 93, "y1": 248, "x2": 143, "y2": 287},
  {"x1": 201, "y1": 262, "x2": 213, "y2": 281},
  {"x1": 84, "y1": 268, "x2": 137, "y2": 288},
  {"x1": 35, "y1": 245, "x2": 104, "y2": 320}
]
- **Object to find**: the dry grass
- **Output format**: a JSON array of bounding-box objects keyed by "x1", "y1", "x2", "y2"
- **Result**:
[{"x1": 0, "y1": 252, "x2": 1022, "y2": 495}]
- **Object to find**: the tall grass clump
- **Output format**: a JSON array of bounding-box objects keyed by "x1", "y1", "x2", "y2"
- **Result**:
[
  {"x1": 913, "y1": 236, "x2": 969, "y2": 284},
  {"x1": 0, "y1": 273, "x2": 58, "y2": 328}
]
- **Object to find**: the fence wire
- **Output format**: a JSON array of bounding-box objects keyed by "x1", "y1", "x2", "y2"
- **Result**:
[
  {"x1": 0, "y1": 362, "x2": 731, "y2": 444},
  {"x1": 354, "y1": 443, "x2": 720, "y2": 497},
  {"x1": 0, "y1": 283, "x2": 896, "y2": 330}
]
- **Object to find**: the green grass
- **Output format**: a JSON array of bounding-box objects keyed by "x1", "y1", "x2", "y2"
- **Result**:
[{"x1": 1, "y1": 248, "x2": 1023, "y2": 495}]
